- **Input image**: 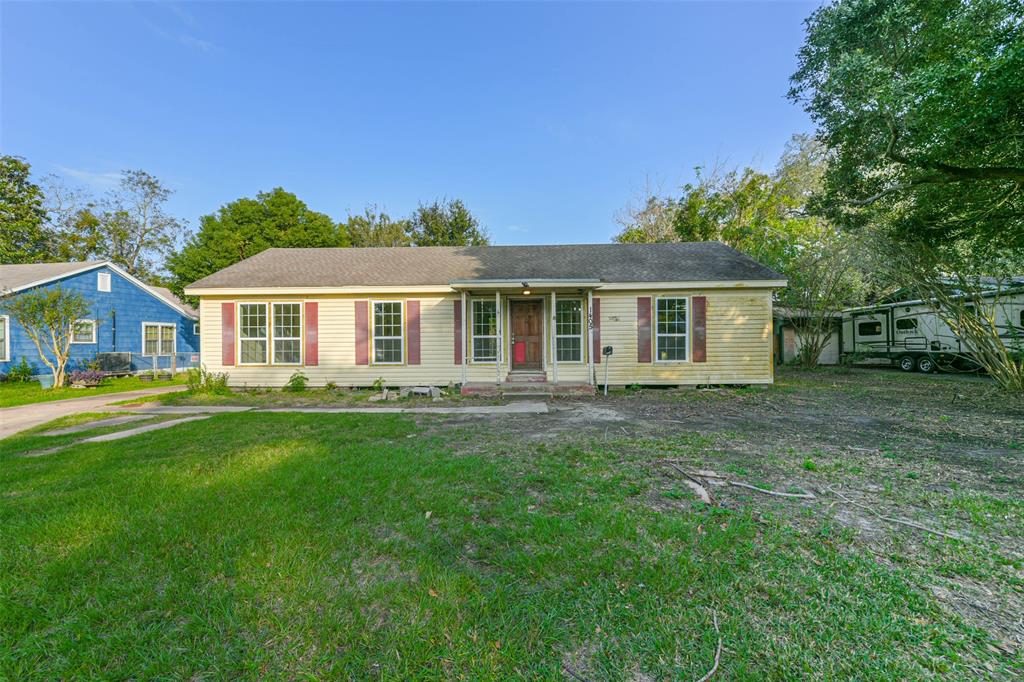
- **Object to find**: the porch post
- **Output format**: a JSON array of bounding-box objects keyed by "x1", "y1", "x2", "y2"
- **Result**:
[
  {"x1": 495, "y1": 290, "x2": 501, "y2": 385},
  {"x1": 461, "y1": 290, "x2": 467, "y2": 385},
  {"x1": 550, "y1": 291, "x2": 558, "y2": 384},
  {"x1": 587, "y1": 289, "x2": 595, "y2": 386}
]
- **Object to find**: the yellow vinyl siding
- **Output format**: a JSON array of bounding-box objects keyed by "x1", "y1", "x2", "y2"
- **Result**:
[{"x1": 197, "y1": 287, "x2": 774, "y2": 387}]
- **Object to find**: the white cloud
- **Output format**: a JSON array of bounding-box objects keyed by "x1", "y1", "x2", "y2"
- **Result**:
[{"x1": 56, "y1": 166, "x2": 121, "y2": 190}]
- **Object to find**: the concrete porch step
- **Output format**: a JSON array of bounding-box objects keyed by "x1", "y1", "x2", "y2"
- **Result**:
[
  {"x1": 461, "y1": 382, "x2": 596, "y2": 397},
  {"x1": 505, "y1": 372, "x2": 549, "y2": 383}
]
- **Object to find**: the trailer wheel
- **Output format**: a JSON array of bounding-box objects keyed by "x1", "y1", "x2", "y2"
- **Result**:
[
  {"x1": 917, "y1": 355, "x2": 936, "y2": 373},
  {"x1": 898, "y1": 355, "x2": 915, "y2": 372}
]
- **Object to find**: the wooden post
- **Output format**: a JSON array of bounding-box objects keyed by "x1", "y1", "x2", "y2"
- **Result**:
[
  {"x1": 587, "y1": 289, "x2": 595, "y2": 386},
  {"x1": 550, "y1": 291, "x2": 558, "y2": 384},
  {"x1": 495, "y1": 290, "x2": 501, "y2": 385},
  {"x1": 461, "y1": 290, "x2": 467, "y2": 386}
]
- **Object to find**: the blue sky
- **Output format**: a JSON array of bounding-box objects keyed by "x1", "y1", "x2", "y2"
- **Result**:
[{"x1": 2, "y1": 1, "x2": 819, "y2": 245}]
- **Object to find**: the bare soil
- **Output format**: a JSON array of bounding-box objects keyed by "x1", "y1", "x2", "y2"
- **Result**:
[{"x1": 423, "y1": 367, "x2": 1024, "y2": 656}]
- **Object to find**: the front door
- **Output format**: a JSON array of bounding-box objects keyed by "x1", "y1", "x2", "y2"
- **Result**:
[{"x1": 511, "y1": 300, "x2": 543, "y2": 370}]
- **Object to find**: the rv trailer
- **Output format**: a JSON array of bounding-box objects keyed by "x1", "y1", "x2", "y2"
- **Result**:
[{"x1": 840, "y1": 286, "x2": 1024, "y2": 373}]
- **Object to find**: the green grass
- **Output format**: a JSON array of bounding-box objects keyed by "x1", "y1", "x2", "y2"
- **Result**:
[
  {"x1": 0, "y1": 374, "x2": 187, "y2": 408},
  {"x1": 0, "y1": 413, "x2": 1013, "y2": 679}
]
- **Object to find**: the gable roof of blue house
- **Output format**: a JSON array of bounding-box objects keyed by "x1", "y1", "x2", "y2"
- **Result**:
[{"x1": 0, "y1": 261, "x2": 199, "y2": 376}]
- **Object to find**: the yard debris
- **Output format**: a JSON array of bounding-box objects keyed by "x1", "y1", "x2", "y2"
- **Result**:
[
  {"x1": 562, "y1": 663, "x2": 591, "y2": 681},
  {"x1": 665, "y1": 463, "x2": 714, "y2": 504},
  {"x1": 728, "y1": 481, "x2": 816, "y2": 500},
  {"x1": 694, "y1": 610, "x2": 722, "y2": 682},
  {"x1": 827, "y1": 486, "x2": 966, "y2": 541}
]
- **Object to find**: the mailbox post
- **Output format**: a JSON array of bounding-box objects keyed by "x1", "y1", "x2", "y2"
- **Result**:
[{"x1": 602, "y1": 345, "x2": 613, "y2": 396}]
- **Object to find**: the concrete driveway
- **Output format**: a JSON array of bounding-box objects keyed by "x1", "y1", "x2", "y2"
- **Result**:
[{"x1": 0, "y1": 385, "x2": 187, "y2": 440}]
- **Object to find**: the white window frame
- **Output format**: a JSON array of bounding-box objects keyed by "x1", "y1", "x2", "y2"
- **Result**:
[
  {"x1": 71, "y1": 319, "x2": 97, "y2": 345},
  {"x1": 193, "y1": 322, "x2": 200, "y2": 336},
  {"x1": 654, "y1": 296, "x2": 689, "y2": 363},
  {"x1": 554, "y1": 297, "x2": 584, "y2": 363},
  {"x1": 237, "y1": 303, "x2": 269, "y2": 365},
  {"x1": 471, "y1": 298, "x2": 499, "y2": 363},
  {"x1": 271, "y1": 302, "x2": 303, "y2": 366},
  {"x1": 142, "y1": 322, "x2": 176, "y2": 356},
  {"x1": 0, "y1": 315, "x2": 9, "y2": 362},
  {"x1": 97, "y1": 272, "x2": 111, "y2": 292},
  {"x1": 372, "y1": 300, "x2": 404, "y2": 365}
]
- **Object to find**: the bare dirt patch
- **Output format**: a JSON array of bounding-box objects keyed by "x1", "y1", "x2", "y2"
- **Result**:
[{"x1": 423, "y1": 367, "x2": 1024, "y2": 656}]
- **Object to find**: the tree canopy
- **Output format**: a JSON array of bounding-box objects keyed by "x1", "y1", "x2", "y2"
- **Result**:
[
  {"x1": 408, "y1": 199, "x2": 489, "y2": 247},
  {"x1": 789, "y1": 0, "x2": 1024, "y2": 249},
  {"x1": 342, "y1": 206, "x2": 411, "y2": 247},
  {"x1": 0, "y1": 156, "x2": 49, "y2": 264},
  {"x1": 167, "y1": 188, "x2": 340, "y2": 298}
]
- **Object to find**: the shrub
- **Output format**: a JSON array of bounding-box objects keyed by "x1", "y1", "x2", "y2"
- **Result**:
[
  {"x1": 186, "y1": 365, "x2": 231, "y2": 395},
  {"x1": 5, "y1": 357, "x2": 35, "y2": 383},
  {"x1": 68, "y1": 369, "x2": 105, "y2": 385},
  {"x1": 325, "y1": 380, "x2": 338, "y2": 391},
  {"x1": 372, "y1": 377, "x2": 386, "y2": 392},
  {"x1": 285, "y1": 371, "x2": 308, "y2": 392}
]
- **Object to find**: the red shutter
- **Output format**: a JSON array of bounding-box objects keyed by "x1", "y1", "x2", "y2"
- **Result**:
[
  {"x1": 637, "y1": 297, "x2": 652, "y2": 363},
  {"x1": 407, "y1": 300, "x2": 421, "y2": 365},
  {"x1": 454, "y1": 300, "x2": 463, "y2": 365},
  {"x1": 355, "y1": 300, "x2": 369, "y2": 365},
  {"x1": 304, "y1": 301, "x2": 318, "y2": 366},
  {"x1": 221, "y1": 302, "x2": 235, "y2": 366},
  {"x1": 592, "y1": 297, "x2": 601, "y2": 364},
  {"x1": 692, "y1": 296, "x2": 707, "y2": 363}
]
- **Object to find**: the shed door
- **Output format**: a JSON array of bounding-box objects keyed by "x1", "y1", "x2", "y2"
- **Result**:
[{"x1": 511, "y1": 300, "x2": 543, "y2": 370}]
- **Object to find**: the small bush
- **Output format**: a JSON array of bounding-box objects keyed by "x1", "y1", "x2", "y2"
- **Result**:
[
  {"x1": 186, "y1": 366, "x2": 231, "y2": 395},
  {"x1": 325, "y1": 380, "x2": 338, "y2": 391},
  {"x1": 5, "y1": 357, "x2": 35, "y2": 383},
  {"x1": 285, "y1": 371, "x2": 309, "y2": 392},
  {"x1": 372, "y1": 377, "x2": 386, "y2": 392},
  {"x1": 68, "y1": 369, "x2": 105, "y2": 385},
  {"x1": 802, "y1": 458, "x2": 818, "y2": 472}
]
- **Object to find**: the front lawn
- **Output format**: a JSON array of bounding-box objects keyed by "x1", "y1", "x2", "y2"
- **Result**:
[
  {"x1": 1, "y1": 401, "x2": 1018, "y2": 679},
  {"x1": 0, "y1": 373, "x2": 187, "y2": 409}
]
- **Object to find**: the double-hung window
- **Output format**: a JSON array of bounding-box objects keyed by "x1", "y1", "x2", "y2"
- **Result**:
[
  {"x1": 373, "y1": 301, "x2": 403, "y2": 364},
  {"x1": 555, "y1": 299, "x2": 583, "y2": 362},
  {"x1": 472, "y1": 300, "x2": 498, "y2": 362},
  {"x1": 71, "y1": 319, "x2": 97, "y2": 344},
  {"x1": 0, "y1": 316, "x2": 8, "y2": 362},
  {"x1": 239, "y1": 303, "x2": 268, "y2": 364},
  {"x1": 655, "y1": 297, "x2": 688, "y2": 361},
  {"x1": 143, "y1": 323, "x2": 175, "y2": 356},
  {"x1": 272, "y1": 303, "x2": 302, "y2": 364}
]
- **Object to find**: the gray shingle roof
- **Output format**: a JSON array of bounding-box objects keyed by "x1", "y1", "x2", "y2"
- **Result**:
[
  {"x1": 185, "y1": 242, "x2": 785, "y2": 290},
  {"x1": 0, "y1": 261, "x2": 106, "y2": 292},
  {"x1": 151, "y1": 286, "x2": 198, "y2": 318}
]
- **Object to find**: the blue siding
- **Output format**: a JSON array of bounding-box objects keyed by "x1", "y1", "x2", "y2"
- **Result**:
[{"x1": 1, "y1": 265, "x2": 199, "y2": 376}]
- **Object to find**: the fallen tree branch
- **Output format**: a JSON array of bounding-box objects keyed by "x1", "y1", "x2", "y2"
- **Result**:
[
  {"x1": 728, "y1": 481, "x2": 816, "y2": 500},
  {"x1": 827, "y1": 486, "x2": 965, "y2": 541},
  {"x1": 666, "y1": 463, "x2": 714, "y2": 504},
  {"x1": 694, "y1": 611, "x2": 722, "y2": 682},
  {"x1": 562, "y1": 663, "x2": 591, "y2": 682}
]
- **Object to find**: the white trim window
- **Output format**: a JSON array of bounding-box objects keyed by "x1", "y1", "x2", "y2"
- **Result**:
[
  {"x1": 0, "y1": 315, "x2": 8, "y2": 362},
  {"x1": 238, "y1": 303, "x2": 268, "y2": 364},
  {"x1": 143, "y1": 323, "x2": 175, "y2": 356},
  {"x1": 655, "y1": 297, "x2": 688, "y2": 362},
  {"x1": 272, "y1": 302, "x2": 302, "y2": 365},
  {"x1": 373, "y1": 301, "x2": 403, "y2": 364},
  {"x1": 193, "y1": 322, "x2": 200, "y2": 336},
  {"x1": 555, "y1": 299, "x2": 583, "y2": 362},
  {"x1": 97, "y1": 272, "x2": 111, "y2": 292},
  {"x1": 471, "y1": 299, "x2": 498, "y2": 362},
  {"x1": 71, "y1": 319, "x2": 97, "y2": 344}
]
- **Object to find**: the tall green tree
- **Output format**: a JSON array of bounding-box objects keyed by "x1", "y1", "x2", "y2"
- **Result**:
[
  {"x1": 167, "y1": 188, "x2": 340, "y2": 298},
  {"x1": 408, "y1": 198, "x2": 489, "y2": 246},
  {"x1": 0, "y1": 287, "x2": 91, "y2": 387},
  {"x1": 0, "y1": 156, "x2": 49, "y2": 264},
  {"x1": 789, "y1": 0, "x2": 1024, "y2": 249},
  {"x1": 343, "y1": 206, "x2": 412, "y2": 247}
]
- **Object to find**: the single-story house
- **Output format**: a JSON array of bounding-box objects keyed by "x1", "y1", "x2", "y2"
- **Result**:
[
  {"x1": 0, "y1": 261, "x2": 200, "y2": 378},
  {"x1": 183, "y1": 242, "x2": 786, "y2": 391}
]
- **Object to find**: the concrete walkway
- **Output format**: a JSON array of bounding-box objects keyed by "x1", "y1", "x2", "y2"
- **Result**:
[
  {"x1": 0, "y1": 385, "x2": 187, "y2": 439},
  {"x1": 258, "y1": 401, "x2": 549, "y2": 415}
]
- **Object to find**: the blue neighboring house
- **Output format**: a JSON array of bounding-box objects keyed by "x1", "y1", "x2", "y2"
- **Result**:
[{"x1": 0, "y1": 261, "x2": 200, "y2": 379}]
